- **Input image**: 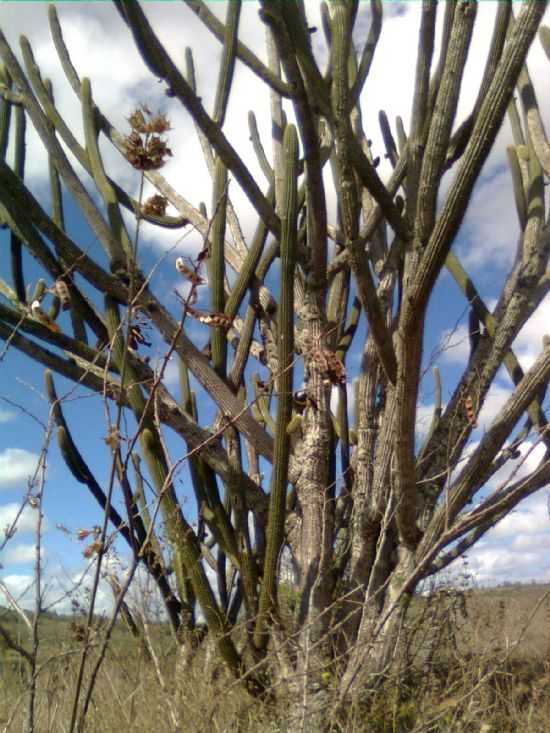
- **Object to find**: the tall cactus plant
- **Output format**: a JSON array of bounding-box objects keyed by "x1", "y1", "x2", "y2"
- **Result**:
[{"x1": 1, "y1": 2, "x2": 550, "y2": 727}]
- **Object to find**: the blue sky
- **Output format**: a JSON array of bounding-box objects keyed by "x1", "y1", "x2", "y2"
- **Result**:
[{"x1": 1, "y1": 1, "x2": 550, "y2": 614}]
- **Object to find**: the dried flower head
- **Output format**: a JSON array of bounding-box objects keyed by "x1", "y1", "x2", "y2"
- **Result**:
[
  {"x1": 175, "y1": 257, "x2": 205, "y2": 286},
  {"x1": 142, "y1": 193, "x2": 168, "y2": 217},
  {"x1": 83, "y1": 539, "x2": 103, "y2": 558},
  {"x1": 125, "y1": 107, "x2": 173, "y2": 170},
  {"x1": 187, "y1": 306, "x2": 233, "y2": 329}
]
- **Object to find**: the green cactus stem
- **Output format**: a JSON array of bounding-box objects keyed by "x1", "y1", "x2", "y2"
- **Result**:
[
  {"x1": 104, "y1": 297, "x2": 241, "y2": 671},
  {"x1": 539, "y1": 26, "x2": 550, "y2": 62},
  {"x1": 378, "y1": 110, "x2": 398, "y2": 167},
  {"x1": 213, "y1": 0, "x2": 241, "y2": 128},
  {"x1": 0, "y1": 63, "x2": 12, "y2": 162},
  {"x1": 224, "y1": 185, "x2": 273, "y2": 320},
  {"x1": 395, "y1": 116, "x2": 407, "y2": 156},
  {"x1": 10, "y1": 103, "x2": 26, "y2": 303},
  {"x1": 208, "y1": 157, "x2": 228, "y2": 379},
  {"x1": 248, "y1": 111, "x2": 274, "y2": 184},
  {"x1": 254, "y1": 123, "x2": 298, "y2": 651},
  {"x1": 178, "y1": 357, "x2": 239, "y2": 564},
  {"x1": 48, "y1": 295, "x2": 60, "y2": 321},
  {"x1": 81, "y1": 77, "x2": 133, "y2": 268}
]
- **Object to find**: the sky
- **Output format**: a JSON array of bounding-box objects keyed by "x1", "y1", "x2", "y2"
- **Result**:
[{"x1": 1, "y1": 1, "x2": 550, "y2": 617}]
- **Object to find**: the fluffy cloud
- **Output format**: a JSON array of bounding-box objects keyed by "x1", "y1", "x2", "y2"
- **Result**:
[
  {"x1": 0, "y1": 409, "x2": 15, "y2": 423},
  {"x1": 1, "y1": 543, "x2": 40, "y2": 566},
  {"x1": 0, "y1": 502, "x2": 40, "y2": 534},
  {"x1": 0, "y1": 449, "x2": 40, "y2": 489}
]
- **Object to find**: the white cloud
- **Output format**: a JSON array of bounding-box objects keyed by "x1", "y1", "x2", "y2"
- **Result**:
[
  {"x1": 0, "y1": 449, "x2": 40, "y2": 489},
  {"x1": 438, "y1": 323, "x2": 471, "y2": 366},
  {"x1": 512, "y1": 293, "x2": 550, "y2": 372},
  {"x1": 476, "y1": 383, "x2": 512, "y2": 430},
  {"x1": 0, "y1": 502, "x2": 39, "y2": 535},
  {"x1": 1, "y1": 543, "x2": 40, "y2": 566},
  {"x1": 0, "y1": 409, "x2": 15, "y2": 423}
]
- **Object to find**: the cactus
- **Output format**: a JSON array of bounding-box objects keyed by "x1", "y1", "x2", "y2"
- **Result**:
[
  {"x1": 81, "y1": 78, "x2": 133, "y2": 267},
  {"x1": 0, "y1": 63, "x2": 11, "y2": 162},
  {"x1": 248, "y1": 111, "x2": 274, "y2": 183},
  {"x1": 10, "y1": 103, "x2": 26, "y2": 303},
  {"x1": 378, "y1": 110, "x2": 398, "y2": 167},
  {"x1": 104, "y1": 296, "x2": 241, "y2": 670},
  {"x1": 254, "y1": 123, "x2": 298, "y2": 650},
  {"x1": 507, "y1": 145, "x2": 528, "y2": 229},
  {"x1": 208, "y1": 158, "x2": 228, "y2": 379},
  {"x1": 213, "y1": 0, "x2": 241, "y2": 127}
]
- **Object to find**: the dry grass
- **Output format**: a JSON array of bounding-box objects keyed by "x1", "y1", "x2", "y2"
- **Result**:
[{"x1": 1, "y1": 583, "x2": 550, "y2": 732}]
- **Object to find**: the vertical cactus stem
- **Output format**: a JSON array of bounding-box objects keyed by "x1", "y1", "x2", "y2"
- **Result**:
[
  {"x1": 81, "y1": 77, "x2": 132, "y2": 270},
  {"x1": 254, "y1": 124, "x2": 298, "y2": 651},
  {"x1": 43, "y1": 80, "x2": 65, "y2": 228},
  {"x1": 378, "y1": 109, "x2": 398, "y2": 167},
  {"x1": 209, "y1": 158, "x2": 228, "y2": 379},
  {"x1": 540, "y1": 26, "x2": 550, "y2": 63},
  {"x1": 178, "y1": 355, "x2": 238, "y2": 562},
  {"x1": 248, "y1": 111, "x2": 274, "y2": 184},
  {"x1": 48, "y1": 295, "x2": 61, "y2": 321},
  {"x1": 10, "y1": 104, "x2": 26, "y2": 304},
  {"x1": 48, "y1": 6, "x2": 81, "y2": 96},
  {"x1": 336, "y1": 296, "x2": 361, "y2": 363},
  {"x1": 506, "y1": 146, "x2": 527, "y2": 230},
  {"x1": 213, "y1": 0, "x2": 241, "y2": 128},
  {"x1": 419, "y1": 367, "x2": 442, "y2": 457},
  {"x1": 508, "y1": 95, "x2": 526, "y2": 147},
  {"x1": 395, "y1": 116, "x2": 407, "y2": 157},
  {"x1": 106, "y1": 297, "x2": 239, "y2": 667},
  {"x1": 130, "y1": 453, "x2": 166, "y2": 571},
  {"x1": 0, "y1": 64, "x2": 12, "y2": 161},
  {"x1": 44, "y1": 81, "x2": 87, "y2": 344},
  {"x1": 224, "y1": 183, "x2": 274, "y2": 321},
  {"x1": 320, "y1": 2, "x2": 332, "y2": 48}
]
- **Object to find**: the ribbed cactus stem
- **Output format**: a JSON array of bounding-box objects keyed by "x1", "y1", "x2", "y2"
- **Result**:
[
  {"x1": 42, "y1": 79, "x2": 86, "y2": 343},
  {"x1": 254, "y1": 123, "x2": 298, "y2": 651},
  {"x1": 213, "y1": 0, "x2": 241, "y2": 127},
  {"x1": 539, "y1": 26, "x2": 550, "y2": 62},
  {"x1": 337, "y1": 296, "x2": 361, "y2": 362},
  {"x1": 209, "y1": 157, "x2": 228, "y2": 378},
  {"x1": 248, "y1": 110, "x2": 274, "y2": 184},
  {"x1": 224, "y1": 183, "x2": 273, "y2": 319},
  {"x1": 104, "y1": 297, "x2": 240, "y2": 670},
  {"x1": 48, "y1": 295, "x2": 60, "y2": 321},
  {"x1": 178, "y1": 357, "x2": 239, "y2": 563},
  {"x1": 0, "y1": 63, "x2": 11, "y2": 161},
  {"x1": 10, "y1": 103, "x2": 26, "y2": 303},
  {"x1": 81, "y1": 78, "x2": 133, "y2": 269},
  {"x1": 378, "y1": 109, "x2": 398, "y2": 166},
  {"x1": 395, "y1": 116, "x2": 407, "y2": 156}
]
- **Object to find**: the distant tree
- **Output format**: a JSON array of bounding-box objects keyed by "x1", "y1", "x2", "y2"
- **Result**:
[{"x1": 1, "y1": 0, "x2": 550, "y2": 727}]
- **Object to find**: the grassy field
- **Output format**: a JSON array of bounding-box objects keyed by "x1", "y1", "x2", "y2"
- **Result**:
[{"x1": 1, "y1": 583, "x2": 550, "y2": 732}]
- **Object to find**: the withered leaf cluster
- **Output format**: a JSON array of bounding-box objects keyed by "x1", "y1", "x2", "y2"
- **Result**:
[
  {"x1": 125, "y1": 107, "x2": 172, "y2": 170},
  {"x1": 142, "y1": 193, "x2": 169, "y2": 217}
]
